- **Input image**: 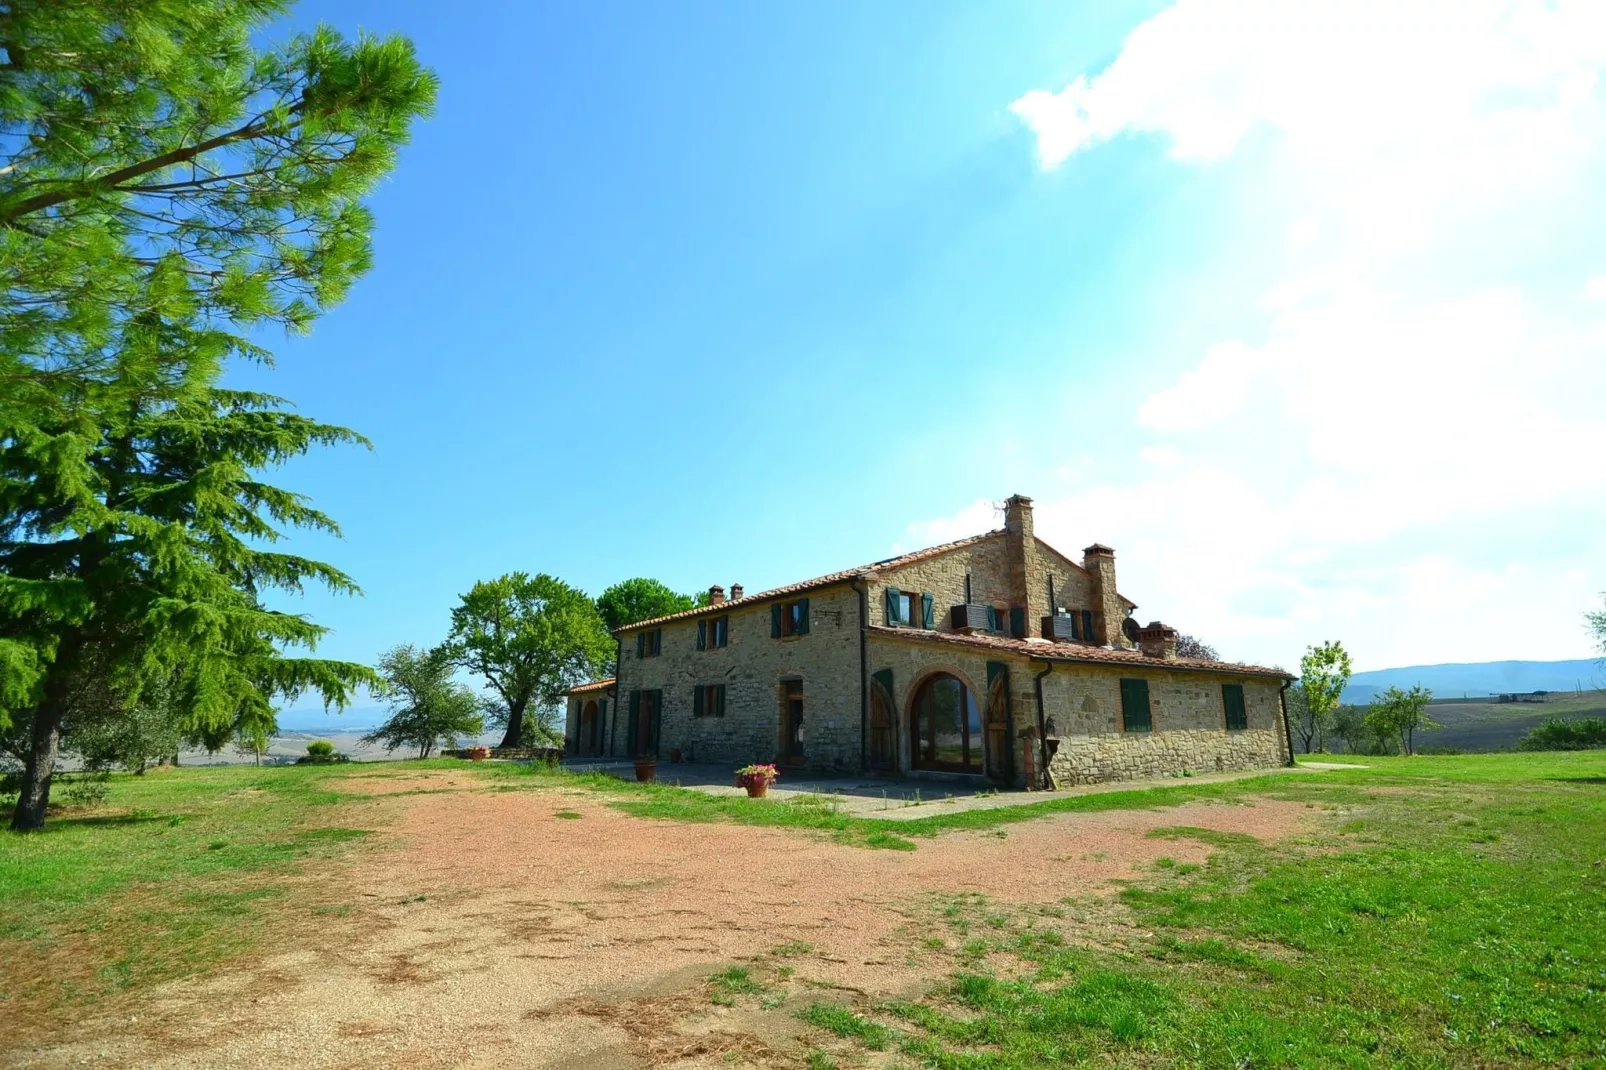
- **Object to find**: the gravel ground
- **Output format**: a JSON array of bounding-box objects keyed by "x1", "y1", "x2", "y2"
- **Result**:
[{"x1": 18, "y1": 778, "x2": 1312, "y2": 1070}]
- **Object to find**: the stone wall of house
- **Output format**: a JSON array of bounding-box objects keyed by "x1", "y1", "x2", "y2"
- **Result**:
[
  {"x1": 1039, "y1": 667, "x2": 1288, "y2": 784},
  {"x1": 864, "y1": 633, "x2": 1036, "y2": 784},
  {"x1": 865, "y1": 631, "x2": 1287, "y2": 786},
  {"x1": 613, "y1": 583, "x2": 865, "y2": 771},
  {"x1": 870, "y1": 536, "x2": 1103, "y2": 638},
  {"x1": 564, "y1": 692, "x2": 612, "y2": 757}
]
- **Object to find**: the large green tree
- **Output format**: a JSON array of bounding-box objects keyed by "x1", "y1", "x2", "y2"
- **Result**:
[
  {"x1": 448, "y1": 573, "x2": 613, "y2": 750},
  {"x1": 0, "y1": 4, "x2": 434, "y2": 829},
  {"x1": 1298, "y1": 640, "x2": 1353, "y2": 753},
  {"x1": 596, "y1": 577, "x2": 699, "y2": 632},
  {"x1": 364, "y1": 644, "x2": 482, "y2": 759}
]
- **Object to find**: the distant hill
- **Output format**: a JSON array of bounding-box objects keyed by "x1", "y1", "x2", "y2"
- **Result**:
[
  {"x1": 276, "y1": 706, "x2": 384, "y2": 732},
  {"x1": 1340, "y1": 658, "x2": 1603, "y2": 706}
]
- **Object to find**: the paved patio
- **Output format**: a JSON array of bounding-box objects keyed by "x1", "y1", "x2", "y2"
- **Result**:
[{"x1": 563, "y1": 758, "x2": 1328, "y2": 822}]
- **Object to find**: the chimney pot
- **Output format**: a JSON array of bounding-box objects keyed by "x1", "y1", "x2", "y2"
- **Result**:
[
  {"x1": 708, "y1": 585, "x2": 725, "y2": 605},
  {"x1": 1136, "y1": 621, "x2": 1178, "y2": 660},
  {"x1": 730, "y1": 583, "x2": 744, "y2": 600}
]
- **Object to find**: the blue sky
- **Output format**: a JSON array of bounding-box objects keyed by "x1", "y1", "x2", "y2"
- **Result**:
[{"x1": 250, "y1": 0, "x2": 1606, "y2": 711}]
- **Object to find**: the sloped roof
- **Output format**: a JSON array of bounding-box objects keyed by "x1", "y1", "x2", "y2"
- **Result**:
[
  {"x1": 564, "y1": 677, "x2": 616, "y2": 695},
  {"x1": 867, "y1": 626, "x2": 1292, "y2": 680},
  {"x1": 615, "y1": 531, "x2": 1006, "y2": 633}
]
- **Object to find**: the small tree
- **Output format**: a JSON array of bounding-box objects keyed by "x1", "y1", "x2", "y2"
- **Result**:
[
  {"x1": 233, "y1": 723, "x2": 270, "y2": 767},
  {"x1": 1174, "y1": 634, "x2": 1220, "y2": 661},
  {"x1": 596, "y1": 578, "x2": 698, "y2": 632},
  {"x1": 1365, "y1": 685, "x2": 1438, "y2": 756},
  {"x1": 1299, "y1": 640, "x2": 1353, "y2": 753},
  {"x1": 448, "y1": 573, "x2": 613, "y2": 749},
  {"x1": 364, "y1": 645, "x2": 482, "y2": 759},
  {"x1": 1285, "y1": 682, "x2": 1314, "y2": 753}
]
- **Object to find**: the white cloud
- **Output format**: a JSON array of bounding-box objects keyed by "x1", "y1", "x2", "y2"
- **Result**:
[{"x1": 993, "y1": 0, "x2": 1606, "y2": 669}]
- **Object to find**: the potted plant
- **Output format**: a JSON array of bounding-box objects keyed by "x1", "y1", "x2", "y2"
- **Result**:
[
  {"x1": 735, "y1": 763, "x2": 778, "y2": 798},
  {"x1": 463, "y1": 744, "x2": 491, "y2": 762},
  {"x1": 634, "y1": 754, "x2": 658, "y2": 782},
  {"x1": 668, "y1": 747, "x2": 683, "y2": 763}
]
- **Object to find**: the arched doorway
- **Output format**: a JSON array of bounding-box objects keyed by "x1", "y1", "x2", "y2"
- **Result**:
[
  {"x1": 869, "y1": 678, "x2": 896, "y2": 773},
  {"x1": 909, "y1": 673, "x2": 983, "y2": 774},
  {"x1": 580, "y1": 700, "x2": 599, "y2": 756}
]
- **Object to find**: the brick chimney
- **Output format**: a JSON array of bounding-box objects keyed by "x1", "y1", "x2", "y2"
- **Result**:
[
  {"x1": 1136, "y1": 621, "x2": 1178, "y2": 660},
  {"x1": 1082, "y1": 543, "x2": 1124, "y2": 647},
  {"x1": 729, "y1": 583, "x2": 744, "y2": 601},
  {"x1": 1003, "y1": 495, "x2": 1042, "y2": 637},
  {"x1": 707, "y1": 585, "x2": 725, "y2": 605}
]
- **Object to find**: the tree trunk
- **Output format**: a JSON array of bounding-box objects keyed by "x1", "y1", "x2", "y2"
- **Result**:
[
  {"x1": 497, "y1": 698, "x2": 528, "y2": 750},
  {"x1": 10, "y1": 704, "x2": 63, "y2": 832}
]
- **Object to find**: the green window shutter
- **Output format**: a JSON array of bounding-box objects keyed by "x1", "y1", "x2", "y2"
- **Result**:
[
  {"x1": 985, "y1": 605, "x2": 998, "y2": 632},
  {"x1": 1223, "y1": 684, "x2": 1247, "y2": 730},
  {"x1": 649, "y1": 690, "x2": 662, "y2": 755},
  {"x1": 653, "y1": 629, "x2": 662, "y2": 655},
  {"x1": 694, "y1": 685, "x2": 705, "y2": 717},
  {"x1": 986, "y1": 660, "x2": 1008, "y2": 690},
  {"x1": 697, "y1": 620, "x2": 707, "y2": 651},
  {"x1": 871, "y1": 668, "x2": 894, "y2": 699},
  {"x1": 636, "y1": 632, "x2": 645, "y2": 658},
  {"x1": 1009, "y1": 607, "x2": 1026, "y2": 638},
  {"x1": 1081, "y1": 610, "x2": 1095, "y2": 643},
  {"x1": 715, "y1": 684, "x2": 726, "y2": 717},
  {"x1": 771, "y1": 603, "x2": 783, "y2": 638},
  {"x1": 1120, "y1": 679, "x2": 1152, "y2": 732},
  {"x1": 797, "y1": 597, "x2": 811, "y2": 635},
  {"x1": 885, "y1": 587, "x2": 902, "y2": 625},
  {"x1": 628, "y1": 690, "x2": 641, "y2": 751},
  {"x1": 921, "y1": 592, "x2": 935, "y2": 629}
]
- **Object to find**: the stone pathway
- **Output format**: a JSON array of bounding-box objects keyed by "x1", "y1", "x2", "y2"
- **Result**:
[{"x1": 568, "y1": 759, "x2": 1328, "y2": 821}]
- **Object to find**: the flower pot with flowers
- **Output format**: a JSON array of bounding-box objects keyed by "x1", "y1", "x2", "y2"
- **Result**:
[
  {"x1": 463, "y1": 744, "x2": 491, "y2": 762},
  {"x1": 735, "y1": 763, "x2": 778, "y2": 798}
]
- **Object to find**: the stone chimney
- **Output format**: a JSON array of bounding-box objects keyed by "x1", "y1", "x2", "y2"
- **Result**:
[
  {"x1": 729, "y1": 583, "x2": 744, "y2": 601},
  {"x1": 1003, "y1": 495, "x2": 1042, "y2": 637},
  {"x1": 1082, "y1": 543, "x2": 1124, "y2": 647},
  {"x1": 707, "y1": 585, "x2": 725, "y2": 605},
  {"x1": 1136, "y1": 621, "x2": 1178, "y2": 660}
]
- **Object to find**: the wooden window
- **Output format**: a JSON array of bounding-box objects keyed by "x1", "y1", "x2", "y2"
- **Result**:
[
  {"x1": 710, "y1": 615, "x2": 729, "y2": 648},
  {"x1": 1080, "y1": 610, "x2": 1095, "y2": 644},
  {"x1": 781, "y1": 678, "x2": 805, "y2": 761},
  {"x1": 885, "y1": 587, "x2": 914, "y2": 626},
  {"x1": 1120, "y1": 678, "x2": 1152, "y2": 732},
  {"x1": 1222, "y1": 683, "x2": 1247, "y2": 730},
  {"x1": 775, "y1": 598, "x2": 811, "y2": 637},
  {"x1": 694, "y1": 683, "x2": 726, "y2": 718},
  {"x1": 910, "y1": 673, "x2": 983, "y2": 773},
  {"x1": 636, "y1": 628, "x2": 662, "y2": 658}
]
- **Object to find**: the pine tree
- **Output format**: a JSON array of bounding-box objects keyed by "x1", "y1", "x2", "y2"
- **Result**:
[{"x1": 1, "y1": 3, "x2": 435, "y2": 829}]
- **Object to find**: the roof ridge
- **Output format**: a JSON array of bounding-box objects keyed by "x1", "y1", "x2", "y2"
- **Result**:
[
  {"x1": 867, "y1": 625, "x2": 1291, "y2": 679},
  {"x1": 614, "y1": 529, "x2": 1006, "y2": 633}
]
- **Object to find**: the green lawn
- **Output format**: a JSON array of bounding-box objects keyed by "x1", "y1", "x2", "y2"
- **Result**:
[
  {"x1": 791, "y1": 752, "x2": 1606, "y2": 1069},
  {"x1": 5, "y1": 752, "x2": 1605, "y2": 1067}
]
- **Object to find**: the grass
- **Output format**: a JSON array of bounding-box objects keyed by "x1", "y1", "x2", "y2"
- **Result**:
[
  {"x1": 0, "y1": 762, "x2": 386, "y2": 1025},
  {"x1": 795, "y1": 751, "x2": 1606, "y2": 1068},
  {"x1": 7, "y1": 750, "x2": 1606, "y2": 1067}
]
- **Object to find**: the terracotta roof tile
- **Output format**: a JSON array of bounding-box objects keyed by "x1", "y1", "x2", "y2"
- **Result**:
[
  {"x1": 564, "y1": 677, "x2": 616, "y2": 695},
  {"x1": 867, "y1": 626, "x2": 1291, "y2": 680},
  {"x1": 615, "y1": 531, "x2": 1006, "y2": 633}
]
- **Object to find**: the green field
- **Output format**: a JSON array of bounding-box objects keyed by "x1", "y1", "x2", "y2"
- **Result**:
[{"x1": 4, "y1": 752, "x2": 1605, "y2": 1067}]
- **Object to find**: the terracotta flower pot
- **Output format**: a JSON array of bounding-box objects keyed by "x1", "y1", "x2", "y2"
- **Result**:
[
  {"x1": 634, "y1": 759, "x2": 658, "y2": 782},
  {"x1": 744, "y1": 781, "x2": 768, "y2": 798},
  {"x1": 669, "y1": 748, "x2": 683, "y2": 763}
]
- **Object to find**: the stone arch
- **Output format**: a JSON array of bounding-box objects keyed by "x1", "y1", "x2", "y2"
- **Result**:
[{"x1": 906, "y1": 665, "x2": 986, "y2": 774}]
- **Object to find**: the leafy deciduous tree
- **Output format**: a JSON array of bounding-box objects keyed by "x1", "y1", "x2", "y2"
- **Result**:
[
  {"x1": 1285, "y1": 681, "x2": 1315, "y2": 753},
  {"x1": 1175, "y1": 633, "x2": 1220, "y2": 662},
  {"x1": 448, "y1": 573, "x2": 613, "y2": 750},
  {"x1": 363, "y1": 645, "x2": 482, "y2": 759},
  {"x1": 595, "y1": 578, "x2": 698, "y2": 632},
  {"x1": 1299, "y1": 640, "x2": 1353, "y2": 753},
  {"x1": 1365, "y1": 684, "x2": 1438, "y2": 756}
]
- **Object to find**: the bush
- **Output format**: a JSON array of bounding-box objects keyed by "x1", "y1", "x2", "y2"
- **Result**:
[
  {"x1": 295, "y1": 740, "x2": 350, "y2": 764},
  {"x1": 1518, "y1": 717, "x2": 1606, "y2": 751},
  {"x1": 62, "y1": 771, "x2": 111, "y2": 807}
]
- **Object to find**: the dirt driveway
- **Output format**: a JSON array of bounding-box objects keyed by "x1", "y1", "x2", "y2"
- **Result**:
[{"x1": 18, "y1": 778, "x2": 1312, "y2": 1069}]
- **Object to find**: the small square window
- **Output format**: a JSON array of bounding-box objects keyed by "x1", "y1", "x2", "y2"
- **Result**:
[
  {"x1": 710, "y1": 616, "x2": 729, "y2": 648},
  {"x1": 636, "y1": 629, "x2": 662, "y2": 658},
  {"x1": 781, "y1": 601, "x2": 806, "y2": 637},
  {"x1": 695, "y1": 683, "x2": 726, "y2": 717}
]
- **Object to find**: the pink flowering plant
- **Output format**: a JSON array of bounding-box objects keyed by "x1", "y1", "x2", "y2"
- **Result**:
[
  {"x1": 463, "y1": 744, "x2": 491, "y2": 761},
  {"x1": 734, "y1": 763, "x2": 779, "y2": 789}
]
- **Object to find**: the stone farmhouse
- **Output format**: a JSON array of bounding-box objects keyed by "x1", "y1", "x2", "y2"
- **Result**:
[{"x1": 563, "y1": 496, "x2": 1294, "y2": 788}]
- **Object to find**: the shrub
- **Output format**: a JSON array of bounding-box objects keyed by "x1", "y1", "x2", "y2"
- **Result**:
[
  {"x1": 1518, "y1": 717, "x2": 1606, "y2": 751},
  {"x1": 295, "y1": 740, "x2": 350, "y2": 764}
]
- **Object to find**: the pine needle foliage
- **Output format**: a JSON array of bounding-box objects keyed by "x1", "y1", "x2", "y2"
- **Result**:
[{"x1": 0, "y1": 2, "x2": 437, "y2": 830}]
